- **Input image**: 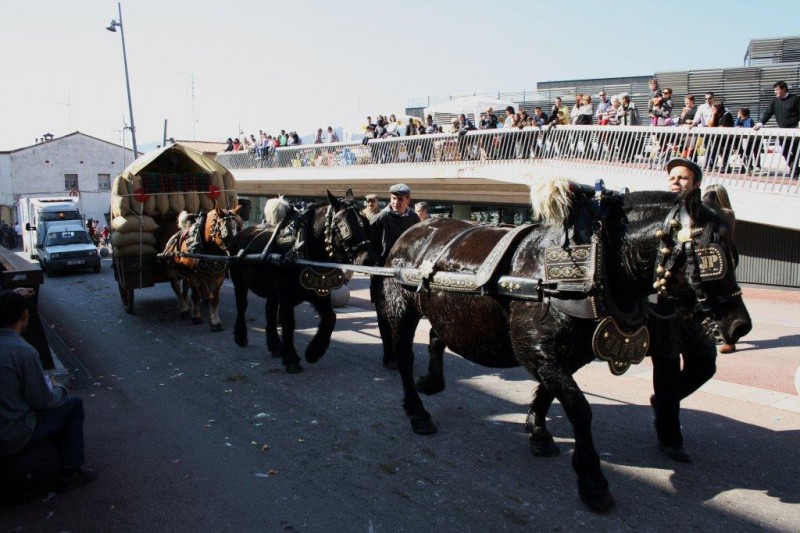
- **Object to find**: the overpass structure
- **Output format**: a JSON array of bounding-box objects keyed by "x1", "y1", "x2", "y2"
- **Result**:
[{"x1": 216, "y1": 125, "x2": 800, "y2": 287}]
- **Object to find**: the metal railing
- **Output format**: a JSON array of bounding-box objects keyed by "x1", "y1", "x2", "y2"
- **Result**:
[{"x1": 216, "y1": 126, "x2": 800, "y2": 195}]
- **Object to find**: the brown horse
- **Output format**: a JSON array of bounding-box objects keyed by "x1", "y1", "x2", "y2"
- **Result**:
[
  {"x1": 374, "y1": 179, "x2": 751, "y2": 512},
  {"x1": 162, "y1": 205, "x2": 243, "y2": 331}
]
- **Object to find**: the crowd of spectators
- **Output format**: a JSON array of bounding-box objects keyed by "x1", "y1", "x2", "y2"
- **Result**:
[{"x1": 218, "y1": 80, "x2": 799, "y2": 176}]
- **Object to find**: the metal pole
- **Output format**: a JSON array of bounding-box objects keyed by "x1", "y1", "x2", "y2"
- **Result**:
[{"x1": 117, "y1": 2, "x2": 138, "y2": 157}]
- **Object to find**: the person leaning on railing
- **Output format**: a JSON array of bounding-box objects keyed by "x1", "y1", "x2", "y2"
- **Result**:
[
  {"x1": 753, "y1": 80, "x2": 800, "y2": 180},
  {"x1": 704, "y1": 99, "x2": 735, "y2": 173},
  {"x1": 733, "y1": 108, "x2": 759, "y2": 174}
]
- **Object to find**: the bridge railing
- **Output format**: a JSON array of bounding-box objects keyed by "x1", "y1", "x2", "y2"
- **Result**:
[{"x1": 216, "y1": 126, "x2": 800, "y2": 195}]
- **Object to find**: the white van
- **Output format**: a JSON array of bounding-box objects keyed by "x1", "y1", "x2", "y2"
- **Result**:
[
  {"x1": 38, "y1": 221, "x2": 100, "y2": 276},
  {"x1": 18, "y1": 197, "x2": 82, "y2": 258}
]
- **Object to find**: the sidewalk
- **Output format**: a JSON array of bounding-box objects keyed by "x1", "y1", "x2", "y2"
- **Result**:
[{"x1": 342, "y1": 274, "x2": 800, "y2": 407}]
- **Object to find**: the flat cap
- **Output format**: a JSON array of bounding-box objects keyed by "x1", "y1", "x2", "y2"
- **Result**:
[
  {"x1": 365, "y1": 193, "x2": 378, "y2": 200},
  {"x1": 666, "y1": 157, "x2": 703, "y2": 183},
  {"x1": 389, "y1": 183, "x2": 411, "y2": 196}
]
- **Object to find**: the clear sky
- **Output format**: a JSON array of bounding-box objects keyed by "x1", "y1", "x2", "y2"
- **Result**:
[{"x1": 1, "y1": 0, "x2": 798, "y2": 151}]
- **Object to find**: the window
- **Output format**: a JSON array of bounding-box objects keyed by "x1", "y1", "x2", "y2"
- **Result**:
[
  {"x1": 64, "y1": 174, "x2": 78, "y2": 190},
  {"x1": 98, "y1": 174, "x2": 111, "y2": 190}
]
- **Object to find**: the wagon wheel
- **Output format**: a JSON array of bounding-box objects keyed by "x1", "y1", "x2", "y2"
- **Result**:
[{"x1": 118, "y1": 279, "x2": 135, "y2": 314}]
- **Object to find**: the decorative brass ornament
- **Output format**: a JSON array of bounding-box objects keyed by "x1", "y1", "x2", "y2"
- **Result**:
[
  {"x1": 677, "y1": 227, "x2": 693, "y2": 243},
  {"x1": 300, "y1": 267, "x2": 345, "y2": 296},
  {"x1": 592, "y1": 317, "x2": 649, "y2": 375}
]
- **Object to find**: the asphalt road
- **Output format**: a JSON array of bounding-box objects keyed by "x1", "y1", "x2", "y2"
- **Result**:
[{"x1": 1, "y1": 255, "x2": 799, "y2": 532}]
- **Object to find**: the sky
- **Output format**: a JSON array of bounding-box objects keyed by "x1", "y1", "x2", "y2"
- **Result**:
[{"x1": 1, "y1": 0, "x2": 798, "y2": 151}]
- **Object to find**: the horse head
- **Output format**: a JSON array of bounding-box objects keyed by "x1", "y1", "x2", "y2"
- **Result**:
[
  {"x1": 654, "y1": 188, "x2": 752, "y2": 345},
  {"x1": 323, "y1": 188, "x2": 376, "y2": 266},
  {"x1": 208, "y1": 204, "x2": 244, "y2": 253}
]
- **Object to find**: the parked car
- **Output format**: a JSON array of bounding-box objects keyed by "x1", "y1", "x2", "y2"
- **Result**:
[{"x1": 37, "y1": 222, "x2": 100, "y2": 276}]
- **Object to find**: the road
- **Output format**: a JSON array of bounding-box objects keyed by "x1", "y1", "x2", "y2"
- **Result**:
[{"x1": 1, "y1": 254, "x2": 799, "y2": 532}]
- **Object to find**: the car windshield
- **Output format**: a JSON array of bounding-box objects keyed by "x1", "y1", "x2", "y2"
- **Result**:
[{"x1": 45, "y1": 231, "x2": 91, "y2": 246}]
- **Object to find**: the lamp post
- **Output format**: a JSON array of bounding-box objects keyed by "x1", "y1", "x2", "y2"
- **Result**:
[{"x1": 106, "y1": 2, "x2": 137, "y2": 157}]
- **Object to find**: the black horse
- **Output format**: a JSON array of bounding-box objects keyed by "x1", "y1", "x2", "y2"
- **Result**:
[
  {"x1": 229, "y1": 190, "x2": 375, "y2": 373},
  {"x1": 373, "y1": 179, "x2": 751, "y2": 512}
]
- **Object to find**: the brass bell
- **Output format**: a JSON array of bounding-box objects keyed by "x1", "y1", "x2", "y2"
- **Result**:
[
  {"x1": 653, "y1": 281, "x2": 660, "y2": 289},
  {"x1": 661, "y1": 246, "x2": 672, "y2": 255},
  {"x1": 655, "y1": 229, "x2": 666, "y2": 239},
  {"x1": 669, "y1": 219, "x2": 682, "y2": 229},
  {"x1": 664, "y1": 271, "x2": 672, "y2": 279},
  {"x1": 659, "y1": 278, "x2": 668, "y2": 287},
  {"x1": 656, "y1": 266, "x2": 665, "y2": 275}
]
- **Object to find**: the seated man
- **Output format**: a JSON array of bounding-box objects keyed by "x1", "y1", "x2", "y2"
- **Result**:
[{"x1": 0, "y1": 289, "x2": 96, "y2": 492}]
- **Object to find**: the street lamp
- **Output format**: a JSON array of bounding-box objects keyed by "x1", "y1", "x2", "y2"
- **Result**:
[{"x1": 106, "y1": 2, "x2": 138, "y2": 157}]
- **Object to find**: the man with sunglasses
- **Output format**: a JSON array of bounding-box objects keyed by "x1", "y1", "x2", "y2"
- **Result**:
[{"x1": 690, "y1": 92, "x2": 715, "y2": 127}]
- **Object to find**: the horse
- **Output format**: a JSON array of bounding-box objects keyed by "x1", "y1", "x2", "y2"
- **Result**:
[
  {"x1": 162, "y1": 205, "x2": 243, "y2": 331},
  {"x1": 229, "y1": 189, "x2": 376, "y2": 374},
  {"x1": 373, "y1": 178, "x2": 751, "y2": 513}
]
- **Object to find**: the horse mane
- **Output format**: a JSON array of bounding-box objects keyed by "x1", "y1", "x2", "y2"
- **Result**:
[
  {"x1": 178, "y1": 211, "x2": 195, "y2": 230},
  {"x1": 264, "y1": 196, "x2": 291, "y2": 225},
  {"x1": 530, "y1": 177, "x2": 572, "y2": 227}
]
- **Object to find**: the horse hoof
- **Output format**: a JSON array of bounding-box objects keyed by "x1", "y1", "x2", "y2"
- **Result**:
[
  {"x1": 579, "y1": 486, "x2": 615, "y2": 514},
  {"x1": 383, "y1": 358, "x2": 398, "y2": 370},
  {"x1": 180, "y1": 311, "x2": 189, "y2": 319},
  {"x1": 410, "y1": 415, "x2": 437, "y2": 435},
  {"x1": 192, "y1": 317, "x2": 203, "y2": 325},
  {"x1": 210, "y1": 323, "x2": 223, "y2": 332},
  {"x1": 530, "y1": 437, "x2": 560, "y2": 457},
  {"x1": 305, "y1": 350, "x2": 324, "y2": 364},
  {"x1": 416, "y1": 375, "x2": 445, "y2": 396},
  {"x1": 285, "y1": 362, "x2": 304, "y2": 374},
  {"x1": 234, "y1": 334, "x2": 248, "y2": 347}
]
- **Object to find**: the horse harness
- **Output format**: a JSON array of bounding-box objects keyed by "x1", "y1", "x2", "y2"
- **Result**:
[
  {"x1": 244, "y1": 203, "x2": 368, "y2": 296},
  {"x1": 163, "y1": 211, "x2": 229, "y2": 275},
  {"x1": 650, "y1": 202, "x2": 739, "y2": 343},
  {"x1": 392, "y1": 182, "x2": 654, "y2": 375}
]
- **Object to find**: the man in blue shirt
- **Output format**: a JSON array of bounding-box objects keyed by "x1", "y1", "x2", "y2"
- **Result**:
[{"x1": 0, "y1": 289, "x2": 96, "y2": 492}]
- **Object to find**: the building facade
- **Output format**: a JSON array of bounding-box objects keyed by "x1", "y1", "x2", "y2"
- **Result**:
[{"x1": 0, "y1": 132, "x2": 136, "y2": 227}]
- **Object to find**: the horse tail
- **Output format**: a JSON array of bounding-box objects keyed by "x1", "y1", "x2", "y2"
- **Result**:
[
  {"x1": 178, "y1": 211, "x2": 193, "y2": 230},
  {"x1": 263, "y1": 196, "x2": 291, "y2": 225},
  {"x1": 531, "y1": 177, "x2": 572, "y2": 227}
]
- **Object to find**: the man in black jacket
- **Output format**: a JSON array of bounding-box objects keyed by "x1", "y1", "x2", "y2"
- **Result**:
[
  {"x1": 649, "y1": 158, "x2": 718, "y2": 464},
  {"x1": 754, "y1": 80, "x2": 800, "y2": 179},
  {"x1": 369, "y1": 184, "x2": 420, "y2": 368}
]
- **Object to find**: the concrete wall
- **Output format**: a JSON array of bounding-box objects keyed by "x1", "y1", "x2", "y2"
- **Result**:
[{"x1": 3, "y1": 134, "x2": 134, "y2": 225}]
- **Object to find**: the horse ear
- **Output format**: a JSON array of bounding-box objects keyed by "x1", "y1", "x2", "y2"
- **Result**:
[
  {"x1": 684, "y1": 187, "x2": 703, "y2": 224},
  {"x1": 345, "y1": 188, "x2": 355, "y2": 202},
  {"x1": 327, "y1": 190, "x2": 340, "y2": 210},
  {"x1": 233, "y1": 204, "x2": 242, "y2": 214}
]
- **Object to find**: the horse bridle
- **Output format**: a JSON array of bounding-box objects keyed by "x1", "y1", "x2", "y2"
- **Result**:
[
  {"x1": 209, "y1": 210, "x2": 241, "y2": 254},
  {"x1": 323, "y1": 204, "x2": 371, "y2": 263},
  {"x1": 652, "y1": 202, "x2": 742, "y2": 336}
]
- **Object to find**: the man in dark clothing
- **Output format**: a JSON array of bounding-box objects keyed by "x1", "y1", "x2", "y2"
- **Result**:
[
  {"x1": 754, "y1": 80, "x2": 800, "y2": 179},
  {"x1": 369, "y1": 183, "x2": 420, "y2": 368},
  {"x1": 0, "y1": 289, "x2": 96, "y2": 492},
  {"x1": 457, "y1": 113, "x2": 477, "y2": 160},
  {"x1": 648, "y1": 158, "x2": 717, "y2": 464}
]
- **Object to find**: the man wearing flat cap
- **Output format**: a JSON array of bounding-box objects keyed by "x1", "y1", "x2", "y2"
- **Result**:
[
  {"x1": 361, "y1": 194, "x2": 381, "y2": 222},
  {"x1": 648, "y1": 157, "x2": 717, "y2": 464},
  {"x1": 369, "y1": 183, "x2": 420, "y2": 368}
]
